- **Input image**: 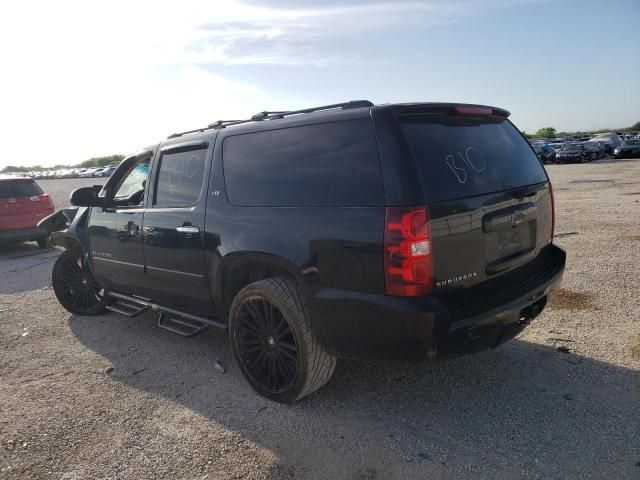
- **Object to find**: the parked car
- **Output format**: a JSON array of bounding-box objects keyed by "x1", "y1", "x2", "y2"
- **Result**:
[
  {"x1": 555, "y1": 143, "x2": 592, "y2": 163},
  {"x1": 98, "y1": 166, "x2": 117, "y2": 177},
  {"x1": 595, "y1": 140, "x2": 614, "y2": 155},
  {"x1": 78, "y1": 168, "x2": 99, "y2": 178},
  {"x1": 0, "y1": 175, "x2": 55, "y2": 247},
  {"x1": 41, "y1": 101, "x2": 566, "y2": 402},
  {"x1": 614, "y1": 140, "x2": 640, "y2": 158},
  {"x1": 532, "y1": 143, "x2": 556, "y2": 163},
  {"x1": 591, "y1": 132, "x2": 623, "y2": 152},
  {"x1": 584, "y1": 141, "x2": 605, "y2": 159},
  {"x1": 549, "y1": 142, "x2": 565, "y2": 152}
]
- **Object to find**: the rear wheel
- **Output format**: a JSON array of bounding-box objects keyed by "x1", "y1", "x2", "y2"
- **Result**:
[
  {"x1": 52, "y1": 248, "x2": 108, "y2": 315},
  {"x1": 229, "y1": 277, "x2": 336, "y2": 403}
]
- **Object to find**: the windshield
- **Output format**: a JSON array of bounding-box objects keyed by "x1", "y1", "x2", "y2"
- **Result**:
[
  {"x1": 562, "y1": 143, "x2": 583, "y2": 151},
  {"x1": 399, "y1": 114, "x2": 547, "y2": 203}
]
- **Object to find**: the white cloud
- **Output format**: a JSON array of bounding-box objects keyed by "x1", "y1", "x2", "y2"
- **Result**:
[
  {"x1": 0, "y1": 1, "x2": 274, "y2": 166},
  {"x1": 0, "y1": 0, "x2": 555, "y2": 166}
]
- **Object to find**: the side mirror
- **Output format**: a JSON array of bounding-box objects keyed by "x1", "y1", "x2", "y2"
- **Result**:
[{"x1": 69, "y1": 185, "x2": 105, "y2": 207}]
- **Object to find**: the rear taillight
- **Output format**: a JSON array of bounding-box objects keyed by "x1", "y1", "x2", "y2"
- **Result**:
[
  {"x1": 384, "y1": 206, "x2": 432, "y2": 296},
  {"x1": 549, "y1": 183, "x2": 555, "y2": 241},
  {"x1": 30, "y1": 194, "x2": 54, "y2": 208}
]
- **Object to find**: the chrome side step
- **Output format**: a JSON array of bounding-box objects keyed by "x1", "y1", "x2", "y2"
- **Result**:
[
  {"x1": 106, "y1": 299, "x2": 149, "y2": 317},
  {"x1": 157, "y1": 312, "x2": 208, "y2": 337},
  {"x1": 107, "y1": 290, "x2": 226, "y2": 332}
]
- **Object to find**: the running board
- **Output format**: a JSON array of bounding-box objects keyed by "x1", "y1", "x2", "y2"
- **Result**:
[
  {"x1": 106, "y1": 299, "x2": 149, "y2": 317},
  {"x1": 107, "y1": 291, "x2": 226, "y2": 331},
  {"x1": 157, "y1": 311, "x2": 208, "y2": 337}
]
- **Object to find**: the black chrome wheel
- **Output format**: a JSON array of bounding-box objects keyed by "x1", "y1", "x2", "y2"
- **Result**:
[
  {"x1": 52, "y1": 248, "x2": 108, "y2": 315},
  {"x1": 229, "y1": 277, "x2": 336, "y2": 403},
  {"x1": 233, "y1": 296, "x2": 298, "y2": 394}
]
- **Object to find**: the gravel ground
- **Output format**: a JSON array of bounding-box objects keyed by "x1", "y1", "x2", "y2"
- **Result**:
[{"x1": 1, "y1": 158, "x2": 639, "y2": 479}]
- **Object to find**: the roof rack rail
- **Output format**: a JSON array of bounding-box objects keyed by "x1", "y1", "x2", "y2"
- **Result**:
[
  {"x1": 166, "y1": 100, "x2": 373, "y2": 138},
  {"x1": 266, "y1": 100, "x2": 373, "y2": 119},
  {"x1": 251, "y1": 111, "x2": 289, "y2": 120}
]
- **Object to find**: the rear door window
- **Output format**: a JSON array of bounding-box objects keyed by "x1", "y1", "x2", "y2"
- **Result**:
[
  {"x1": 223, "y1": 119, "x2": 384, "y2": 207},
  {"x1": 154, "y1": 148, "x2": 207, "y2": 207},
  {"x1": 399, "y1": 114, "x2": 548, "y2": 203},
  {"x1": 0, "y1": 179, "x2": 42, "y2": 198}
]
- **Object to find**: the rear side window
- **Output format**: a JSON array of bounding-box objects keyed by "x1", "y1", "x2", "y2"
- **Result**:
[
  {"x1": 154, "y1": 148, "x2": 207, "y2": 206},
  {"x1": 399, "y1": 114, "x2": 548, "y2": 203},
  {"x1": 0, "y1": 179, "x2": 42, "y2": 198},
  {"x1": 223, "y1": 119, "x2": 384, "y2": 207}
]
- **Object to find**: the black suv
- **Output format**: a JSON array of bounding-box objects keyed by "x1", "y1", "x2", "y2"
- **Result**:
[{"x1": 41, "y1": 101, "x2": 565, "y2": 402}]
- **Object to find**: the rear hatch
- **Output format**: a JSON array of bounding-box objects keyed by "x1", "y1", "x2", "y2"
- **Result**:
[
  {"x1": 0, "y1": 178, "x2": 54, "y2": 231},
  {"x1": 397, "y1": 106, "x2": 556, "y2": 317}
]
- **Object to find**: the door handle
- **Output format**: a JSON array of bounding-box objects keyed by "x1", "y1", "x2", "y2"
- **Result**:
[{"x1": 176, "y1": 225, "x2": 200, "y2": 234}]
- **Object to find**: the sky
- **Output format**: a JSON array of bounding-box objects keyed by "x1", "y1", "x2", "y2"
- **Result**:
[{"x1": 0, "y1": 0, "x2": 638, "y2": 167}]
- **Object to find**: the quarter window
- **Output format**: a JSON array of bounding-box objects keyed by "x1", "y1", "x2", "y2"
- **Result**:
[{"x1": 222, "y1": 119, "x2": 384, "y2": 207}]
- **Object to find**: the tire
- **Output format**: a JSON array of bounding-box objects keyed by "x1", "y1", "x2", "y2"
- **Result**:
[
  {"x1": 229, "y1": 276, "x2": 336, "y2": 403},
  {"x1": 52, "y1": 248, "x2": 108, "y2": 315},
  {"x1": 37, "y1": 236, "x2": 51, "y2": 249}
]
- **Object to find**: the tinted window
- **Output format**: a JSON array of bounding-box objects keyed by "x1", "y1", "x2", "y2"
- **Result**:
[
  {"x1": 155, "y1": 148, "x2": 206, "y2": 206},
  {"x1": 223, "y1": 119, "x2": 384, "y2": 207},
  {"x1": 0, "y1": 179, "x2": 42, "y2": 198},
  {"x1": 399, "y1": 114, "x2": 548, "y2": 203}
]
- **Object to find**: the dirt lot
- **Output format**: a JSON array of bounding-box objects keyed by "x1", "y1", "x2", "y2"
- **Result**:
[
  {"x1": 1, "y1": 159, "x2": 639, "y2": 479},
  {"x1": 38, "y1": 178, "x2": 106, "y2": 209}
]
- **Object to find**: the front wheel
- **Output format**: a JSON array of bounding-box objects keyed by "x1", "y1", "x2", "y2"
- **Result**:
[
  {"x1": 37, "y1": 236, "x2": 51, "y2": 249},
  {"x1": 52, "y1": 248, "x2": 108, "y2": 315},
  {"x1": 229, "y1": 277, "x2": 336, "y2": 403}
]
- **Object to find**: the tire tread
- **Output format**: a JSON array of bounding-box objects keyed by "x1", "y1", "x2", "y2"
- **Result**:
[{"x1": 230, "y1": 276, "x2": 336, "y2": 402}]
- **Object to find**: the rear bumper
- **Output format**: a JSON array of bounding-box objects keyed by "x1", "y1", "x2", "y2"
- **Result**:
[
  {"x1": 310, "y1": 244, "x2": 565, "y2": 362},
  {"x1": 0, "y1": 227, "x2": 49, "y2": 244}
]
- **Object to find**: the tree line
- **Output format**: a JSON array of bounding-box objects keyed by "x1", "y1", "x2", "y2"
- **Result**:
[{"x1": 526, "y1": 121, "x2": 640, "y2": 139}]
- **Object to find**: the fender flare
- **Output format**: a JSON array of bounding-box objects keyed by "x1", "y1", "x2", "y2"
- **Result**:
[{"x1": 212, "y1": 251, "x2": 312, "y2": 317}]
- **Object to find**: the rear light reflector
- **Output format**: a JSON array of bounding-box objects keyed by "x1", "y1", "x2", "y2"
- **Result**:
[
  {"x1": 453, "y1": 106, "x2": 492, "y2": 116},
  {"x1": 384, "y1": 206, "x2": 432, "y2": 296}
]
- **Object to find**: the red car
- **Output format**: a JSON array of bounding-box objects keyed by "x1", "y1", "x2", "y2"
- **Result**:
[{"x1": 0, "y1": 175, "x2": 55, "y2": 248}]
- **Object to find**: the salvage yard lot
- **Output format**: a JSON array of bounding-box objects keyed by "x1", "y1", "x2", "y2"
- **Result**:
[{"x1": 1, "y1": 159, "x2": 639, "y2": 479}]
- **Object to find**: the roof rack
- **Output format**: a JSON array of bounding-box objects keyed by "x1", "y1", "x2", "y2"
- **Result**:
[{"x1": 166, "y1": 100, "x2": 373, "y2": 139}]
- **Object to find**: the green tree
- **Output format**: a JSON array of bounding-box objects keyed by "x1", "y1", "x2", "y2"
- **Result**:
[
  {"x1": 623, "y1": 121, "x2": 640, "y2": 132},
  {"x1": 535, "y1": 127, "x2": 556, "y2": 138}
]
